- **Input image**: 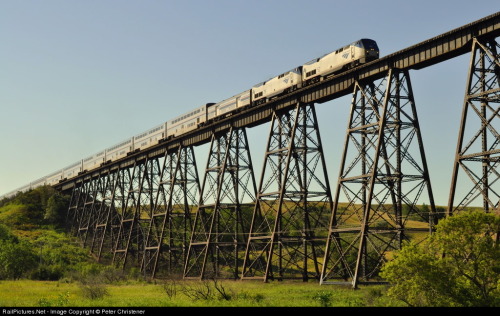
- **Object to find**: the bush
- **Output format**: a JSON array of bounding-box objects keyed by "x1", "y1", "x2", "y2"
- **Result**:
[
  {"x1": 44, "y1": 193, "x2": 70, "y2": 225},
  {"x1": 312, "y1": 291, "x2": 333, "y2": 307},
  {"x1": 0, "y1": 239, "x2": 38, "y2": 279},
  {"x1": 30, "y1": 264, "x2": 65, "y2": 281},
  {"x1": 0, "y1": 188, "x2": 93, "y2": 281},
  {"x1": 80, "y1": 282, "x2": 109, "y2": 300},
  {"x1": 380, "y1": 211, "x2": 500, "y2": 307},
  {"x1": 0, "y1": 224, "x2": 17, "y2": 241},
  {"x1": 181, "y1": 279, "x2": 234, "y2": 301},
  {"x1": 162, "y1": 279, "x2": 179, "y2": 299}
]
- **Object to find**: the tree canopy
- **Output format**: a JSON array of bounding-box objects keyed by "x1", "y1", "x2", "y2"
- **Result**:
[{"x1": 380, "y1": 211, "x2": 500, "y2": 307}]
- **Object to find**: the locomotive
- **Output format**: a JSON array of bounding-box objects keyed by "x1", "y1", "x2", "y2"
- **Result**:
[{"x1": 2, "y1": 39, "x2": 379, "y2": 198}]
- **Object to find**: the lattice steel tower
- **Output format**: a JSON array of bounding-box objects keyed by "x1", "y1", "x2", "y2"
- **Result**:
[
  {"x1": 113, "y1": 158, "x2": 162, "y2": 270},
  {"x1": 242, "y1": 102, "x2": 333, "y2": 281},
  {"x1": 321, "y1": 69, "x2": 436, "y2": 288},
  {"x1": 184, "y1": 127, "x2": 257, "y2": 279},
  {"x1": 141, "y1": 146, "x2": 200, "y2": 278},
  {"x1": 448, "y1": 37, "x2": 500, "y2": 214}
]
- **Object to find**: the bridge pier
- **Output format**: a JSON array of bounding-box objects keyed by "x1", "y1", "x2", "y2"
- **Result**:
[
  {"x1": 184, "y1": 127, "x2": 257, "y2": 279},
  {"x1": 241, "y1": 102, "x2": 333, "y2": 282},
  {"x1": 320, "y1": 69, "x2": 436, "y2": 288},
  {"x1": 448, "y1": 37, "x2": 500, "y2": 214},
  {"x1": 88, "y1": 170, "x2": 121, "y2": 262},
  {"x1": 70, "y1": 173, "x2": 106, "y2": 248},
  {"x1": 67, "y1": 169, "x2": 127, "y2": 263},
  {"x1": 112, "y1": 157, "x2": 162, "y2": 270},
  {"x1": 141, "y1": 146, "x2": 200, "y2": 278},
  {"x1": 66, "y1": 180, "x2": 85, "y2": 236}
]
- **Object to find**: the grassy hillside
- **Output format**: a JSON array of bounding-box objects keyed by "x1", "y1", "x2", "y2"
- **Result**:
[{"x1": 0, "y1": 186, "x2": 104, "y2": 280}]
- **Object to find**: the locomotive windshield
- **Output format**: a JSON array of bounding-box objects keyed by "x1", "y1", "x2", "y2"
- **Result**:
[{"x1": 360, "y1": 39, "x2": 379, "y2": 51}]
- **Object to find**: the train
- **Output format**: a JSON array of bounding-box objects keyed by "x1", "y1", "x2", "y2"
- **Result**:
[{"x1": 1, "y1": 39, "x2": 379, "y2": 199}]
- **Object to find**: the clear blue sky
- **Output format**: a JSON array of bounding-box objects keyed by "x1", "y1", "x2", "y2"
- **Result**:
[{"x1": 1, "y1": 1, "x2": 499, "y2": 205}]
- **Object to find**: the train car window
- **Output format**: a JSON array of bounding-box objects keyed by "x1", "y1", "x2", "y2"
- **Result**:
[{"x1": 306, "y1": 69, "x2": 316, "y2": 77}]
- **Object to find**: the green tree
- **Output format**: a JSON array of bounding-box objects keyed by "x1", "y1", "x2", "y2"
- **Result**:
[
  {"x1": 0, "y1": 223, "x2": 17, "y2": 242},
  {"x1": 380, "y1": 211, "x2": 500, "y2": 307},
  {"x1": 0, "y1": 240, "x2": 38, "y2": 279},
  {"x1": 44, "y1": 193, "x2": 69, "y2": 224}
]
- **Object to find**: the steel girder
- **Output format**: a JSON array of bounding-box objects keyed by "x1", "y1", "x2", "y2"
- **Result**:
[
  {"x1": 141, "y1": 146, "x2": 200, "y2": 278},
  {"x1": 320, "y1": 69, "x2": 436, "y2": 288},
  {"x1": 241, "y1": 103, "x2": 333, "y2": 282},
  {"x1": 448, "y1": 38, "x2": 500, "y2": 214},
  {"x1": 184, "y1": 127, "x2": 257, "y2": 279}
]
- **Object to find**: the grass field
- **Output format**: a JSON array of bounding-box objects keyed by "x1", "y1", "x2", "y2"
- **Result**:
[{"x1": 0, "y1": 279, "x2": 403, "y2": 307}]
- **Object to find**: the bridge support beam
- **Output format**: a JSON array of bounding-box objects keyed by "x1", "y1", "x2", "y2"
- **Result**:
[
  {"x1": 67, "y1": 170, "x2": 125, "y2": 263},
  {"x1": 71, "y1": 174, "x2": 106, "y2": 248},
  {"x1": 184, "y1": 127, "x2": 257, "y2": 279},
  {"x1": 241, "y1": 102, "x2": 333, "y2": 282},
  {"x1": 448, "y1": 37, "x2": 500, "y2": 214},
  {"x1": 141, "y1": 146, "x2": 200, "y2": 278},
  {"x1": 88, "y1": 170, "x2": 122, "y2": 262},
  {"x1": 67, "y1": 180, "x2": 85, "y2": 236},
  {"x1": 320, "y1": 69, "x2": 436, "y2": 288},
  {"x1": 112, "y1": 157, "x2": 162, "y2": 270}
]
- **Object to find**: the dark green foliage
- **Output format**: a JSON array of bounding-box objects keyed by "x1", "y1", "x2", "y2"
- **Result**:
[
  {"x1": 0, "y1": 223, "x2": 17, "y2": 242},
  {"x1": 0, "y1": 223, "x2": 37, "y2": 279},
  {"x1": 32, "y1": 264, "x2": 65, "y2": 281},
  {"x1": 312, "y1": 291, "x2": 333, "y2": 307},
  {"x1": 0, "y1": 186, "x2": 68, "y2": 229},
  {"x1": 380, "y1": 211, "x2": 500, "y2": 307},
  {"x1": 0, "y1": 239, "x2": 38, "y2": 279},
  {"x1": 0, "y1": 186, "x2": 93, "y2": 281},
  {"x1": 44, "y1": 193, "x2": 70, "y2": 224},
  {"x1": 30, "y1": 230, "x2": 92, "y2": 280},
  {"x1": 13, "y1": 187, "x2": 55, "y2": 225}
]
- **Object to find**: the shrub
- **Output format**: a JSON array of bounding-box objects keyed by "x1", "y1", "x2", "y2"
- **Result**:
[
  {"x1": 312, "y1": 291, "x2": 333, "y2": 307},
  {"x1": 162, "y1": 279, "x2": 179, "y2": 299},
  {"x1": 380, "y1": 211, "x2": 500, "y2": 307},
  {"x1": 30, "y1": 264, "x2": 65, "y2": 281},
  {"x1": 0, "y1": 239, "x2": 37, "y2": 279},
  {"x1": 80, "y1": 283, "x2": 109, "y2": 300},
  {"x1": 79, "y1": 274, "x2": 110, "y2": 300},
  {"x1": 180, "y1": 279, "x2": 234, "y2": 301},
  {"x1": 44, "y1": 193, "x2": 70, "y2": 225}
]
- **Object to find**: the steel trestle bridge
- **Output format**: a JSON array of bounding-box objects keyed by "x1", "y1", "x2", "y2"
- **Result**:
[{"x1": 8, "y1": 12, "x2": 500, "y2": 287}]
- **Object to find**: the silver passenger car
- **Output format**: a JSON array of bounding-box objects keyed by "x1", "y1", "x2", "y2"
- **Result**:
[{"x1": 167, "y1": 104, "x2": 208, "y2": 138}]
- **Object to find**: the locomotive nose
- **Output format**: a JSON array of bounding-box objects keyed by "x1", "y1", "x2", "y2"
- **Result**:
[{"x1": 367, "y1": 48, "x2": 379, "y2": 58}]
